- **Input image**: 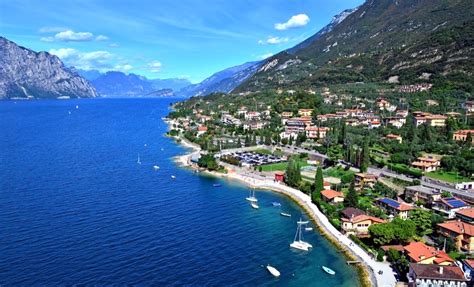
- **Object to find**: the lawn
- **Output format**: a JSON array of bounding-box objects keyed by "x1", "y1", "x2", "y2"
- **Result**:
[
  {"x1": 425, "y1": 170, "x2": 472, "y2": 183},
  {"x1": 324, "y1": 166, "x2": 355, "y2": 179},
  {"x1": 253, "y1": 148, "x2": 273, "y2": 155},
  {"x1": 260, "y1": 160, "x2": 309, "y2": 172}
]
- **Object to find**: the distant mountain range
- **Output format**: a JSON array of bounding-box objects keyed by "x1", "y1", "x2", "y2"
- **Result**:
[
  {"x1": 236, "y1": 0, "x2": 473, "y2": 93},
  {"x1": 175, "y1": 61, "x2": 263, "y2": 98},
  {"x1": 76, "y1": 69, "x2": 192, "y2": 97},
  {"x1": 0, "y1": 37, "x2": 98, "y2": 99}
]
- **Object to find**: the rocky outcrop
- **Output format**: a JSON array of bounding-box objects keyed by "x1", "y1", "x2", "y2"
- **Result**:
[{"x1": 0, "y1": 37, "x2": 98, "y2": 99}]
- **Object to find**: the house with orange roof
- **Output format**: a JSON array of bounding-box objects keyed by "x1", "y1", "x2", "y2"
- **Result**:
[
  {"x1": 403, "y1": 242, "x2": 454, "y2": 266},
  {"x1": 411, "y1": 156, "x2": 441, "y2": 173},
  {"x1": 385, "y1": 134, "x2": 403, "y2": 144},
  {"x1": 321, "y1": 189, "x2": 344, "y2": 204},
  {"x1": 408, "y1": 264, "x2": 467, "y2": 287},
  {"x1": 355, "y1": 173, "x2": 378, "y2": 190},
  {"x1": 376, "y1": 198, "x2": 413, "y2": 220},
  {"x1": 456, "y1": 208, "x2": 474, "y2": 224},
  {"x1": 197, "y1": 125, "x2": 208, "y2": 136},
  {"x1": 341, "y1": 214, "x2": 385, "y2": 237},
  {"x1": 438, "y1": 220, "x2": 474, "y2": 253},
  {"x1": 453, "y1": 130, "x2": 474, "y2": 144},
  {"x1": 305, "y1": 126, "x2": 329, "y2": 140}
]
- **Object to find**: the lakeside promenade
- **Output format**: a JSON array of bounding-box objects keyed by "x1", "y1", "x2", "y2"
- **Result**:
[{"x1": 172, "y1": 135, "x2": 396, "y2": 287}]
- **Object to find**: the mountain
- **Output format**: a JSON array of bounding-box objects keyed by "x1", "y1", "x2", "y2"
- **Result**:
[
  {"x1": 149, "y1": 78, "x2": 191, "y2": 92},
  {"x1": 176, "y1": 61, "x2": 263, "y2": 97},
  {"x1": 85, "y1": 70, "x2": 191, "y2": 97},
  {"x1": 0, "y1": 37, "x2": 98, "y2": 99},
  {"x1": 76, "y1": 69, "x2": 103, "y2": 81},
  {"x1": 236, "y1": 0, "x2": 474, "y2": 93}
]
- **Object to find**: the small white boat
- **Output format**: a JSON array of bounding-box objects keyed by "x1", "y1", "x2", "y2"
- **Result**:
[
  {"x1": 251, "y1": 202, "x2": 259, "y2": 209},
  {"x1": 280, "y1": 212, "x2": 291, "y2": 217},
  {"x1": 68, "y1": 111, "x2": 71, "y2": 115},
  {"x1": 290, "y1": 219, "x2": 312, "y2": 251},
  {"x1": 75, "y1": 105, "x2": 79, "y2": 109},
  {"x1": 272, "y1": 202, "x2": 281, "y2": 207},
  {"x1": 305, "y1": 227, "x2": 313, "y2": 231},
  {"x1": 322, "y1": 266, "x2": 336, "y2": 275},
  {"x1": 137, "y1": 152, "x2": 141, "y2": 165},
  {"x1": 266, "y1": 265, "x2": 280, "y2": 277},
  {"x1": 171, "y1": 175, "x2": 176, "y2": 179},
  {"x1": 153, "y1": 165, "x2": 160, "y2": 170}
]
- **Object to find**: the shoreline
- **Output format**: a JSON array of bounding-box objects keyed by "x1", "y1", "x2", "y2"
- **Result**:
[{"x1": 165, "y1": 119, "x2": 394, "y2": 287}]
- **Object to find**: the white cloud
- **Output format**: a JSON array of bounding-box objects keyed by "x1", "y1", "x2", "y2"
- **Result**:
[
  {"x1": 259, "y1": 36, "x2": 288, "y2": 45},
  {"x1": 148, "y1": 61, "x2": 162, "y2": 73},
  {"x1": 108, "y1": 43, "x2": 119, "y2": 48},
  {"x1": 258, "y1": 53, "x2": 274, "y2": 60},
  {"x1": 40, "y1": 37, "x2": 55, "y2": 42},
  {"x1": 95, "y1": 35, "x2": 109, "y2": 41},
  {"x1": 49, "y1": 48, "x2": 119, "y2": 71},
  {"x1": 275, "y1": 14, "x2": 310, "y2": 30},
  {"x1": 55, "y1": 30, "x2": 94, "y2": 41},
  {"x1": 39, "y1": 26, "x2": 67, "y2": 33},
  {"x1": 114, "y1": 64, "x2": 133, "y2": 72}
]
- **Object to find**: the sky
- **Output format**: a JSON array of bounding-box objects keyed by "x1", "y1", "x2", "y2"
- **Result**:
[{"x1": 0, "y1": 0, "x2": 363, "y2": 83}]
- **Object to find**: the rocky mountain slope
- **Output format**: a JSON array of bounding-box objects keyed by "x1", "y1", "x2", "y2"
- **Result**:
[
  {"x1": 0, "y1": 37, "x2": 98, "y2": 99},
  {"x1": 236, "y1": 0, "x2": 473, "y2": 93},
  {"x1": 176, "y1": 61, "x2": 263, "y2": 97}
]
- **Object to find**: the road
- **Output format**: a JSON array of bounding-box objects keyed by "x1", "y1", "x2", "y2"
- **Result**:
[{"x1": 368, "y1": 166, "x2": 414, "y2": 182}]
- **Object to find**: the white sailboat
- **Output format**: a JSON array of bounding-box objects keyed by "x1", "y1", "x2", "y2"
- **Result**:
[
  {"x1": 245, "y1": 188, "x2": 258, "y2": 202},
  {"x1": 137, "y1": 152, "x2": 141, "y2": 165},
  {"x1": 290, "y1": 218, "x2": 313, "y2": 251},
  {"x1": 153, "y1": 165, "x2": 160, "y2": 170}
]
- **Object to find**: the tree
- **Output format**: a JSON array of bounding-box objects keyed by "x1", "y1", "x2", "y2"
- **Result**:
[
  {"x1": 314, "y1": 166, "x2": 324, "y2": 193},
  {"x1": 466, "y1": 132, "x2": 472, "y2": 147},
  {"x1": 409, "y1": 209, "x2": 434, "y2": 236},
  {"x1": 345, "y1": 181, "x2": 359, "y2": 208},
  {"x1": 197, "y1": 154, "x2": 219, "y2": 171},
  {"x1": 284, "y1": 156, "x2": 301, "y2": 188},
  {"x1": 360, "y1": 138, "x2": 370, "y2": 172},
  {"x1": 264, "y1": 133, "x2": 272, "y2": 145},
  {"x1": 244, "y1": 135, "x2": 250, "y2": 147},
  {"x1": 369, "y1": 218, "x2": 416, "y2": 245},
  {"x1": 251, "y1": 133, "x2": 257, "y2": 146},
  {"x1": 237, "y1": 137, "x2": 242, "y2": 147}
]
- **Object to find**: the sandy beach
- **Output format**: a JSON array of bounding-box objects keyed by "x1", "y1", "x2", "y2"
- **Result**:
[{"x1": 168, "y1": 127, "x2": 396, "y2": 287}]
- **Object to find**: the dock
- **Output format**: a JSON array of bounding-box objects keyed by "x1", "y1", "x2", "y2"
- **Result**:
[{"x1": 346, "y1": 261, "x2": 361, "y2": 265}]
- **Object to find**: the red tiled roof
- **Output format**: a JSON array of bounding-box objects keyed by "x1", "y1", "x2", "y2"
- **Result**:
[
  {"x1": 456, "y1": 208, "x2": 474, "y2": 219},
  {"x1": 404, "y1": 242, "x2": 453, "y2": 264},
  {"x1": 321, "y1": 189, "x2": 343, "y2": 200},
  {"x1": 341, "y1": 215, "x2": 385, "y2": 224},
  {"x1": 438, "y1": 220, "x2": 474, "y2": 236},
  {"x1": 410, "y1": 264, "x2": 466, "y2": 281}
]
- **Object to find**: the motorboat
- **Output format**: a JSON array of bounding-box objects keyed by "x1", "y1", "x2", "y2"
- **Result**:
[
  {"x1": 305, "y1": 227, "x2": 313, "y2": 231},
  {"x1": 171, "y1": 175, "x2": 176, "y2": 179},
  {"x1": 280, "y1": 212, "x2": 291, "y2": 217},
  {"x1": 251, "y1": 202, "x2": 259, "y2": 209},
  {"x1": 266, "y1": 265, "x2": 280, "y2": 277},
  {"x1": 153, "y1": 165, "x2": 160, "y2": 170},
  {"x1": 213, "y1": 183, "x2": 222, "y2": 187},
  {"x1": 272, "y1": 202, "x2": 281, "y2": 207}
]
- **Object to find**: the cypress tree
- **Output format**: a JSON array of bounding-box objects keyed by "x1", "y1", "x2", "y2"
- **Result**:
[
  {"x1": 345, "y1": 181, "x2": 358, "y2": 207},
  {"x1": 360, "y1": 138, "x2": 370, "y2": 172}
]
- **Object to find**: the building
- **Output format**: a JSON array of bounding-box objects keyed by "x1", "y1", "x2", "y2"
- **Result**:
[
  {"x1": 305, "y1": 126, "x2": 329, "y2": 140},
  {"x1": 385, "y1": 134, "x2": 403, "y2": 144},
  {"x1": 376, "y1": 198, "x2": 412, "y2": 220},
  {"x1": 281, "y1": 111, "x2": 293, "y2": 118},
  {"x1": 462, "y1": 101, "x2": 474, "y2": 113},
  {"x1": 243, "y1": 121, "x2": 267, "y2": 131},
  {"x1": 408, "y1": 264, "x2": 467, "y2": 287},
  {"x1": 244, "y1": 111, "x2": 261, "y2": 121},
  {"x1": 323, "y1": 181, "x2": 331, "y2": 190},
  {"x1": 432, "y1": 197, "x2": 469, "y2": 218},
  {"x1": 413, "y1": 113, "x2": 447, "y2": 127},
  {"x1": 456, "y1": 208, "x2": 474, "y2": 224},
  {"x1": 354, "y1": 173, "x2": 378, "y2": 190},
  {"x1": 438, "y1": 220, "x2": 474, "y2": 253},
  {"x1": 298, "y1": 109, "x2": 313, "y2": 117},
  {"x1": 453, "y1": 130, "x2": 474, "y2": 144},
  {"x1": 341, "y1": 214, "x2": 385, "y2": 237},
  {"x1": 405, "y1": 185, "x2": 441, "y2": 206},
  {"x1": 383, "y1": 116, "x2": 406, "y2": 129},
  {"x1": 403, "y1": 242, "x2": 454, "y2": 265},
  {"x1": 197, "y1": 125, "x2": 208, "y2": 136},
  {"x1": 411, "y1": 156, "x2": 441, "y2": 173},
  {"x1": 321, "y1": 189, "x2": 344, "y2": 204},
  {"x1": 274, "y1": 171, "x2": 285, "y2": 182},
  {"x1": 368, "y1": 120, "x2": 381, "y2": 129},
  {"x1": 341, "y1": 207, "x2": 365, "y2": 219},
  {"x1": 398, "y1": 83, "x2": 433, "y2": 93}
]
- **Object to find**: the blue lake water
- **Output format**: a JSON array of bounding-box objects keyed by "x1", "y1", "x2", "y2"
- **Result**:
[{"x1": 0, "y1": 98, "x2": 359, "y2": 286}]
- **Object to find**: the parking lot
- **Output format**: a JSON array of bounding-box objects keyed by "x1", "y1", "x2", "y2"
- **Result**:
[{"x1": 219, "y1": 151, "x2": 285, "y2": 166}]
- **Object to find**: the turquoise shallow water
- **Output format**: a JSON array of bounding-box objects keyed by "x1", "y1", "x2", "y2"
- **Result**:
[{"x1": 0, "y1": 98, "x2": 359, "y2": 286}]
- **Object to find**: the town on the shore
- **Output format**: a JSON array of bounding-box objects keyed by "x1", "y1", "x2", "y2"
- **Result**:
[{"x1": 167, "y1": 85, "x2": 474, "y2": 287}]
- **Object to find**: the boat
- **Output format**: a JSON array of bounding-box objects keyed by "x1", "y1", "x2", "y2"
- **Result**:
[
  {"x1": 213, "y1": 183, "x2": 221, "y2": 187},
  {"x1": 153, "y1": 165, "x2": 160, "y2": 170},
  {"x1": 171, "y1": 175, "x2": 176, "y2": 179},
  {"x1": 245, "y1": 188, "x2": 258, "y2": 202},
  {"x1": 272, "y1": 202, "x2": 281, "y2": 207},
  {"x1": 75, "y1": 105, "x2": 79, "y2": 109},
  {"x1": 137, "y1": 153, "x2": 141, "y2": 165},
  {"x1": 251, "y1": 202, "x2": 259, "y2": 209},
  {"x1": 266, "y1": 265, "x2": 281, "y2": 277},
  {"x1": 280, "y1": 212, "x2": 291, "y2": 217},
  {"x1": 322, "y1": 266, "x2": 336, "y2": 275},
  {"x1": 305, "y1": 227, "x2": 313, "y2": 231},
  {"x1": 290, "y1": 218, "x2": 313, "y2": 251}
]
